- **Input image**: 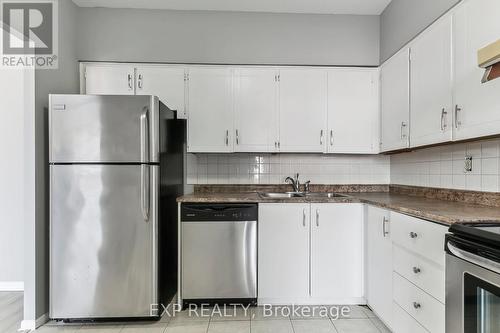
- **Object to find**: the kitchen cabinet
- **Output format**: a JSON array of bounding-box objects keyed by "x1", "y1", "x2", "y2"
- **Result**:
[
  {"x1": 327, "y1": 69, "x2": 379, "y2": 154},
  {"x1": 85, "y1": 64, "x2": 135, "y2": 95},
  {"x1": 310, "y1": 203, "x2": 364, "y2": 300},
  {"x1": 453, "y1": 0, "x2": 500, "y2": 141},
  {"x1": 366, "y1": 206, "x2": 393, "y2": 329},
  {"x1": 187, "y1": 67, "x2": 234, "y2": 153},
  {"x1": 258, "y1": 203, "x2": 310, "y2": 301},
  {"x1": 410, "y1": 14, "x2": 453, "y2": 147},
  {"x1": 135, "y1": 66, "x2": 187, "y2": 118},
  {"x1": 278, "y1": 69, "x2": 327, "y2": 153},
  {"x1": 234, "y1": 68, "x2": 279, "y2": 152},
  {"x1": 380, "y1": 49, "x2": 410, "y2": 152}
]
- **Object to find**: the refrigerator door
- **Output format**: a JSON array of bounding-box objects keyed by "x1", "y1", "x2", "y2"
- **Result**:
[
  {"x1": 49, "y1": 94, "x2": 159, "y2": 163},
  {"x1": 49, "y1": 164, "x2": 158, "y2": 319}
]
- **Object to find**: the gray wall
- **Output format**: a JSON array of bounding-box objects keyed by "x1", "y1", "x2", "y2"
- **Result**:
[
  {"x1": 30, "y1": 0, "x2": 79, "y2": 321},
  {"x1": 380, "y1": 0, "x2": 460, "y2": 63},
  {"x1": 77, "y1": 8, "x2": 380, "y2": 66}
]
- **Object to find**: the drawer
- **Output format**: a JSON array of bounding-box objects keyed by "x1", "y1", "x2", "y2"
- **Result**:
[
  {"x1": 391, "y1": 212, "x2": 447, "y2": 266},
  {"x1": 392, "y1": 302, "x2": 429, "y2": 333},
  {"x1": 393, "y1": 245, "x2": 445, "y2": 303},
  {"x1": 393, "y1": 272, "x2": 445, "y2": 333}
]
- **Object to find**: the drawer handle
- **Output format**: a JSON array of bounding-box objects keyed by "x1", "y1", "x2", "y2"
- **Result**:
[
  {"x1": 409, "y1": 232, "x2": 418, "y2": 239},
  {"x1": 413, "y1": 302, "x2": 421, "y2": 309},
  {"x1": 413, "y1": 267, "x2": 421, "y2": 274}
]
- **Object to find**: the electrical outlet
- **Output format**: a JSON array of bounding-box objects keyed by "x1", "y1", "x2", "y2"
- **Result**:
[{"x1": 464, "y1": 155, "x2": 473, "y2": 173}]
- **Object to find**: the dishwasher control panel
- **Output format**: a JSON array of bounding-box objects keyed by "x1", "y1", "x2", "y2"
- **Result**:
[{"x1": 181, "y1": 203, "x2": 258, "y2": 222}]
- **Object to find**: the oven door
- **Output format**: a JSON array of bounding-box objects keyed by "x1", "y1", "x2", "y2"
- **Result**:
[{"x1": 446, "y1": 241, "x2": 500, "y2": 333}]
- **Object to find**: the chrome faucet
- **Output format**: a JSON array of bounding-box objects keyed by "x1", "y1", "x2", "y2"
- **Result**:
[{"x1": 285, "y1": 173, "x2": 301, "y2": 193}]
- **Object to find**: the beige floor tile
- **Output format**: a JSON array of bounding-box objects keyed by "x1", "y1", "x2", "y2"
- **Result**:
[
  {"x1": 369, "y1": 317, "x2": 392, "y2": 333},
  {"x1": 332, "y1": 305, "x2": 368, "y2": 319},
  {"x1": 361, "y1": 306, "x2": 377, "y2": 318},
  {"x1": 250, "y1": 307, "x2": 289, "y2": 321},
  {"x1": 289, "y1": 306, "x2": 335, "y2": 320},
  {"x1": 250, "y1": 320, "x2": 293, "y2": 333},
  {"x1": 210, "y1": 306, "x2": 251, "y2": 321},
  {"x1": 292, "y1": 319, "x2": 338, "y2": 333},
  {"x1": 208, "y1": 321, "x2": 250, "y2": 333},
  {"x1": 36, "y1": 325, "x2": 82, "y2": 332},
  {"x1": 165, "y1": 321, "x2": 209, "y2": 333},
  {"x1": 78, "y1": 324, "x2": 123, "y2": 332},
  {"x1": 121, "y1": 322, "x2": 168, "y2": 333},
  {"x1": 332, "y1": 319, "x2": 379, "y2": 333}
]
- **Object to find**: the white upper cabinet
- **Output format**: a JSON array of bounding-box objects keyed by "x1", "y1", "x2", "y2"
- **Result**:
[
  {"x1": 327, "y1": 69, "x2": 380, "y2": 154},
  {"x1": 410, "y1": 14, "x2": 453, "y2": 147},
  {"x1": 380, "y1": 49, "x2": 410, "y2": 152},
  {"x1": 135, "y1": 66, "x2": 187, "y2": 118},
  {"x1": 85, "y1": 65, "x2": 135, "y2": 95},
  {"x1": 278, "y1": 69, "x2": 327, "y2": 153},
  {"x1": 187, "y1": 67, "x2": 234, "y2": 153},
  {"x1": 310, "y1": 203, "x2": 364, "y2": 300},
  {"x1": 234, "y1": 68, "x2": 278, "y2": 152},
  {"x1": 453, "y1": 0, "x2": 500, "y2": 141}
]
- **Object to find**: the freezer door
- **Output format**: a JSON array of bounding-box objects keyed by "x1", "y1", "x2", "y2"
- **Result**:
[
  {"x1": 49, "y1": 164, "x2": 158, "y2": 319},
  {"x1": 49, "y1": 94, "x2": 159, "y2": 163}
]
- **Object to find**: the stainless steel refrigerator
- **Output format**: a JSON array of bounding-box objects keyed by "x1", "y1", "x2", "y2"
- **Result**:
[{"x1": 49, "y1": 94, "x2": 185, "y2": 320}]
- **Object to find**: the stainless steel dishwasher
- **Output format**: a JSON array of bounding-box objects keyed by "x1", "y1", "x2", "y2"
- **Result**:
[{"x1": 181, "y1": 203, "x2": 258, "y2": 304}]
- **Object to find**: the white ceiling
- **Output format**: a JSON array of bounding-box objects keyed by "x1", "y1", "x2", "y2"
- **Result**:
[{"x1": 72, "y1": 0, "x2": 392, "y2": 15}]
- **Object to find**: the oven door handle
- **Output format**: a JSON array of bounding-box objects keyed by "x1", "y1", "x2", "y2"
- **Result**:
[{"x1": 448, "y1": 242, "x2": 500, "y2": 274}]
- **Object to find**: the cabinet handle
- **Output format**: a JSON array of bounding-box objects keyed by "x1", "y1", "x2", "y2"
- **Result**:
[
  {"x1": 316, "y1": 209, "x2": 320, "y2": 227},
  {"x1": 137, "y1": 74, "x2": 143, "y2": 89},
  {"x1": 278, "y1": 141, "x2": 280, "y2": 149},
  {"x1": 330, "y1": 130, "x2": 334, "y2": 146},
  {"x1": 409, "y1": 232, "x2": 418, "y2": 239},
  {"x1": 413, "y1": 267, "x2": 421, "y2": 274},
  {"x1": 440, "y1": 108, "x2": 448, "y2": 131},
  {"x1": 303, "y1": 209, "x2": 307, "y2": 227},
  {"x1": 400, "y1": 122, "x2": 407, "y2": 139},
  {"x1": 413, "y1": 302, "x2": 421, "y2": 309},
  {"x1": 455, "y1": 105, "x2": 462, "y2": 128},
  {"x1": 236, "y1": 129, "x2": 239, "y2": 145},
  {"x1": 225, "y1": 130, "x2": 229, "y2": 146},
  {"x1": 274, "y1": 141, "x2": 277, "y2": 149},
  {"x1": 127, "y1": 73, "x2": 133, "y2": 90},
  {"x1": 382, "y1": 216, "x2": 389, "y2": 237},
  {"x1": 320, "y1": 130, "x2": 323, "y2": 145}
]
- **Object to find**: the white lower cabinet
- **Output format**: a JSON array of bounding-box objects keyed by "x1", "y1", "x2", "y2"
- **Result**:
[
  {"x1": 392, "y1": 302, "x2": 429, "y2": 333},
  {"x1": 366, "y1": 206, "x2": 393, "y2": 329},
  {"x1": 258, "y1": 203, "x2": 363, "y2": 304}
]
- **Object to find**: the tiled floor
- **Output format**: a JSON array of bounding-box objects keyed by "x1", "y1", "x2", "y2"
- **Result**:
[
  {"x1": 38, "y1": 305, "x2": 391, "y2": 333},
  {"x1": 0, "y1": 292, "x2": 24, "y2": 333}
]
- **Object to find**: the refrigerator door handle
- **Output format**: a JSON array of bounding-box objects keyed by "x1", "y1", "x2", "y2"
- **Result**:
[
  {"x1": 140, "y1": 106, "x2": 149, "y2": 163},
  {"x1": 141, "y1": 164, "x2": 150, "y2": 222}
]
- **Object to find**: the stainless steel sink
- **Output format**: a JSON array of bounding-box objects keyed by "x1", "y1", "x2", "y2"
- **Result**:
[
  {"x1": 305, "y1": 192, "x2": 347, "y2": 198},
  {"x1": 258, "y1": 192, "x2": 305, "y2": 198}
]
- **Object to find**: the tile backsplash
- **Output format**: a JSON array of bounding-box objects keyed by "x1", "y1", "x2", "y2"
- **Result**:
[
  {"x1": 187, "y1": 153, "x2": 390, "y2": 185},
  {"x1": 391, "y1": 138, "x2": 500, "y2": 192}
]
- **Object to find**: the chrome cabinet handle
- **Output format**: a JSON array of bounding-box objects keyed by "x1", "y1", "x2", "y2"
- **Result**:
[
  {"x1": 303, "y1": 209, "x2": 307, "y2": 227},
  {"x1": 278, "y1": 141, "x2": 280, "y2": 149},
  {"x1": 316, "y1": 209, "x2": 320, "y2": 227},
  {"x1": 320, "y1": 130, "x2": 323, "y2": 145},
  {"x1": 236, "y1": 129, "x2": 239, "y2": 145},
  {"x1": 440, "y1": 108, "x2": 448, "y2": 131},
  {"x1": 410, "y1": 232, "x2": 418, "y2": 239},
  {"x1": 140, "y1": 107, "x2": 149, "y2": 162},
  {"x1": 401, "y1": 122, "x2": 407, "y2": 139},
  {"x1": 413, "y1": 267, "x2": 421, "y2": 274},
  {"x1": 137, "y1": 74, "x2": 143, "y2": 89},
  {"x1": 413, "y1": 302, "x2": 421, "y2": 309},
  {"x1": 274, "y1": 141, "x2": 277, "y2": 149},
  {"x1": 127, "y1": 73, "x2": 133, "y2": 90},
  {"x1": 330, "y1": 130, "x2": 334, "y2": 146},
  {"x1": 382, "y1": 216, "x2": 389, "y2": 237},
  {"x1": 225, "y1": 130, "x2": 229, "y2": 146},
  {"x1": 455, "y1": 105, "x2": 462, "y2": 128},
  {"x1": 141, "y1": 164, "x2": 150, "y2": 222}
]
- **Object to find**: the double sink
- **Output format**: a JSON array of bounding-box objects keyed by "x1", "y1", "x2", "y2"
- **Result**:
[{"x1": 258, "y1": 192, "x2": 348, "y2": 199}]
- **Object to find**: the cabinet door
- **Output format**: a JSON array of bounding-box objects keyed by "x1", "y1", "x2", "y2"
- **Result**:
[
  {"x1": 187, "y1": 67, "x2": 233, "y2": 153},
  {"x1": 453, "y1": 0, "x2": 500, "y2": 141},
  {"x1": 366, "y1": 206, "x2": 393, "y2": 329},
  {"x1": 234, "y1": 68, "x2": 278, "y2": 152},
  {"x1": 278, "y1": 69, "x2": 327, "y2": 152},
  {"x1": 327, "y1": 69, "x2": 379, "y2": 154},
  {"x1": 380, "y1": 49, "x2": 410, "y2": 152},
  {"x1": 410, "y1": 15, "x2": 453, "y2": 147},
  {"x1": 136, "y1": 66, "x2": 187, "y2": 118},
  {"x1": 85, "y1": 65, "x2": 135, "y2": 95},
  {"x1": 258, "y1": 203, "x2": 310, "y2": 301},
  {"x1": 310, "y1": 203, "x2": 364, "y2": 300}
]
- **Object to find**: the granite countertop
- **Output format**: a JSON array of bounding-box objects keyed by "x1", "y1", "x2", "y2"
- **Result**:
[{"x1": 177, "y1": 191, "x2": 500, "y2": 226}]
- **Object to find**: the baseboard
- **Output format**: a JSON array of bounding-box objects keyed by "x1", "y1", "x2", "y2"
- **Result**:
[
  {"x1": 0, "y1": 281, "x2": 24, "y2": 291},
  {"x1": 19, "y1": 313, "x2": 48, "y2": 332}
]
